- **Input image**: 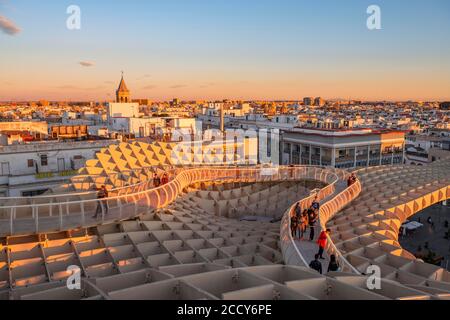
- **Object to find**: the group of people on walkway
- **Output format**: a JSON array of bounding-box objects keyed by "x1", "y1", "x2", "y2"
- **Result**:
[
  {"x1": 290, "y1": 196, "x2": 320, "y2": 241},
  {"x1": 309, "y1": 253, "x2": 340, "y2": 275},
  {"x1": 153, "y1": 172, "x2": 169, "y2": 187},
  {"x1": 290, "y1": 195, "x2": 340, "y2": 274}
]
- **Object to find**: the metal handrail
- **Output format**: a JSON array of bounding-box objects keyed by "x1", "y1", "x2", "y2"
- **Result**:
[
  {"x1": 0, "y1": 166, "x2": 175, "y2": 201},
  {"x1": 280, "y1": 167, "x2": 340, "y2": 267},
  {"x1": 319, "y1": 178, "x2": 362, "y2": 274},
  {"x1": 0, "y1": 164, "x2": 331, "y2": 204},
  {"x1": 279, "y1": 168, "x2": 363, "y2": 273}
]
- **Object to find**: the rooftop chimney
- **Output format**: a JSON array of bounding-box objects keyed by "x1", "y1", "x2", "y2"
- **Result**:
[{"x1": 220, "y1": 104, "x2": 225, "y2": 133}]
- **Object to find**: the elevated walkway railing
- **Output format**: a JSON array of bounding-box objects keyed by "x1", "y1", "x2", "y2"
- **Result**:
[
  {"x1": 0, "y1": 165, "x2": 338, "y2": 237},
  {"x1": 319, "y1": 178, "x2": 362, "y2": 274},
  {"x1": 280, "y1": 168, "x2": 362, "y2": 273},
  {"x1": 280, "y1": 174, "x2": 338, "y2": 267},
  {"x1": 0, "y1": 166, "x2": 178, "y2": 206}
]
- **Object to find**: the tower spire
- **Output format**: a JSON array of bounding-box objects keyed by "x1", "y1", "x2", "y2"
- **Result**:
[{"x1": 116, "y1": 71, "x2": 131, "y2": 103}]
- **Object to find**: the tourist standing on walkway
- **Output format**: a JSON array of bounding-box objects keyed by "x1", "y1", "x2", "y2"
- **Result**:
[
  {"x1": 294, "y1": 203, "x2": 302, "y2": 238},
  {"x1": 309, "y1": 254, "x2": 323, "y2": 274},
  {"x1": 317, "y1": 229, "x2": 331, "y2": 259},
  {"x1": 299, "y1": 209, "x2": 309, "y2": 240},
  {"x1": 308, "y1": 208, "x2": 318, "y2": 241},
  {"x1": 290, "y1": 213, "x2": 298, "y2": 238},
  {"x1": 161, "y1": 172, "x2": 169, "y2": 185},
  {"x1": 294, "y1": 202, "x2": 301, "y2": 218},
  {"x1": 327, "y1": 254, "x2": 340, "y2": 272},
  {"x1": 93, "y1": 185, "x2": 109, "y2": 219},
  {"x1": 311, "y1": 196, "x2": 320, "y2": 213},
  {"x1": 153, "y1": 173, "x2": 161, "y2": 187},
  {"x1": 347, "y1": 173, "x2": 357, "y2": 187}
]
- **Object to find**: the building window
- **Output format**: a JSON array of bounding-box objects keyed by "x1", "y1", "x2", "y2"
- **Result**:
[
  {"x1": 41, "y1": 155, "x2": 48, "y2": 166},
  {"x1": 283, "y1": 143, "x2": 291, "y2": 154},
  {"x1": 27, "y1": 159, "x2": 34, "y2": 167},
  {"x1": 22, "y1": 189, "x2": 48, "y2": 197},
  {"x1": 1, "y1": 162, "x2": 10, "y2": 176},
  {"x1": 313, "y1": 147, "x2": 321, "y2": 156}
]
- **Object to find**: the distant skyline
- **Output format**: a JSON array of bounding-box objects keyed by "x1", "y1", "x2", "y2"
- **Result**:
[{"x1": 1, "y1": 0, "x2": 450, "y2": 101}]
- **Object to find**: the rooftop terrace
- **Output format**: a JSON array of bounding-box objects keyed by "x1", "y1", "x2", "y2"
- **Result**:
[{"x1": 0, "y1": 140, "x2": 448, "y2": 300}]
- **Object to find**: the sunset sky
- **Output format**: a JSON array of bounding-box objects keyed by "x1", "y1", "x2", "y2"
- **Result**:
[{"x1": 1, "y1": 0, "x2": 450, "y2": 102}]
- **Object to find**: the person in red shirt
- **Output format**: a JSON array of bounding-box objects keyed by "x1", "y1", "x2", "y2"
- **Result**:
[
  {"x1": 347, "y1": 173, "x2": 357, "y2": 187},
  {"x1": 161, "y1": 173, "x2": 169, "y2": 185},
  {"x1": 317, "y1": 228, "x2": 331, "y2": 259}
]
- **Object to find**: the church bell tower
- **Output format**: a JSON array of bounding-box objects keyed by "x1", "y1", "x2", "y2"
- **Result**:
[{"x1": 116, "y1": 72, "x2": 131, "y2": 103}]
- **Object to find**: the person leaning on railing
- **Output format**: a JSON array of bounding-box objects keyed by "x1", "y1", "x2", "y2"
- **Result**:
[
  {"x1": 161, "y1": 172, "x2": 169, "y2": 185},
  {"x1": 347, "y1": 173, "x2": 357, "y2": 187},
  {"x1": 299, "y1": 209, "x2": 309, "y2": 240},
  {"x1": 308, "y1": 205, "x2": 319, "y2": 241},
  {"x1": 293, "y1": 203, "x2": 301, "y2": 238},
  {"x1": 153, "y1": 173, "x2": 161, "y2": 187},
  {"x1": 311, "y1": 196, "x2": 320, "y2": 212}
]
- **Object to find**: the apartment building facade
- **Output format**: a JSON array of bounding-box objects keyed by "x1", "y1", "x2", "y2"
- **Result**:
[
  {"x1": 281, "y1": 128, "x2": 406, "y2": 168},
  {"x1": 0, "y1": 139, "x2": 118, "y2": 196}
]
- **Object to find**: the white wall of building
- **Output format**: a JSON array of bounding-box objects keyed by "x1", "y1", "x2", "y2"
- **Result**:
[
  {"x1": 0, "y1": 140, "x2": 118, "y2": 196},
  {"x1": 107, "y1": 103, "x2": 139, "y2": 119}
]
